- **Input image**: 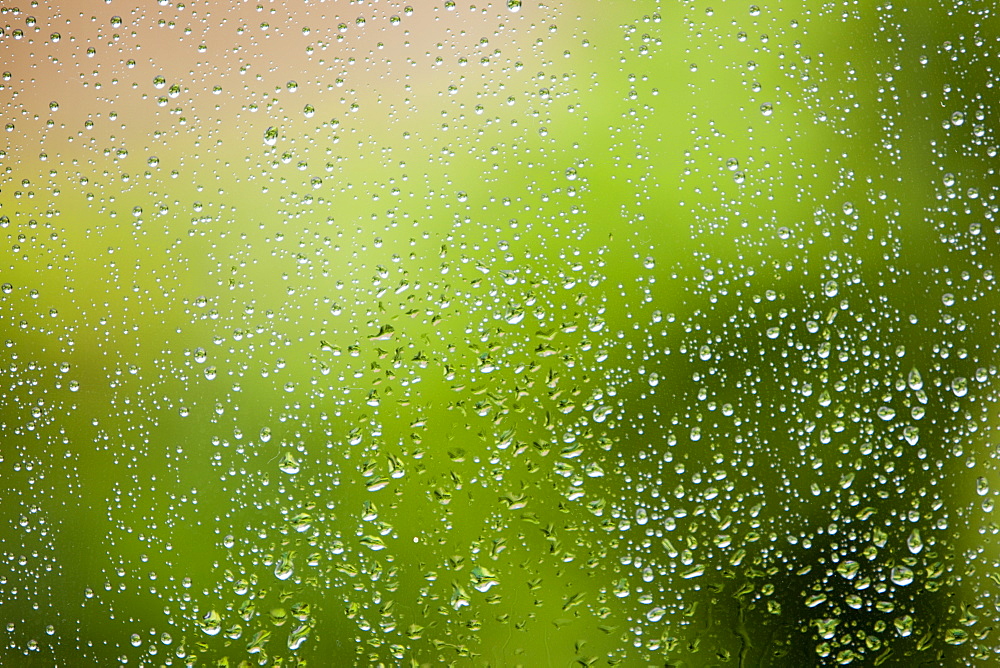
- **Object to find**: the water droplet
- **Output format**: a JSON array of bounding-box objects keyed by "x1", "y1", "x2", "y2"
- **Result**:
[
  {"x1": 263, "y1": 126, "x2": 279, "y2": 146},
  {"x1": 977, "y1": 477, "x2": 990, "y2": 496},
  {"x1": 681, "y1": 564, "x2": 704, "y2": 579},
  {"x1": 470, "y1": 566, "x2": 499, "y2": 592},
  {"x1": 279, "y1": 452, "x2": 300, "y2": 474},
  {"x1": 199, "y1": 610, "x2": 222, "y2": 636},
  {"x1": 274, "y1": 552, "x2": 295, "y2": 580},
  {"x1": 451, "y1": 583, "x2": 470, "y2": 609},
  {"x1": 805, "y1": 593, "x2": 827, "y2": 608},
  {"x1": 287, "y1": 624, "x2": 311, "y2": 651},
  {"x1": 359, "y1": 535, "x2": 386, "y2": 551},
  {"x1": 507, "y1": 0, "x2": 522, "y2": 11},
  {"x1": 836, "y1": 560, "x2": 859, "y2": 580},
  {"x1": 945, "y1": 628, "x2": 969, "y2": 646},
  {"x1": 876, "y1": 405, "x2": 895, "y2": 421},
  {"x1": 890, "y1": 565, "x2": 914, "y2": 586}
]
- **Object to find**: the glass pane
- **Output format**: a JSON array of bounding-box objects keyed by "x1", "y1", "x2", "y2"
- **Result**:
[{"x1": 1, "y1": 0, "x2": 996, "y2": 665}]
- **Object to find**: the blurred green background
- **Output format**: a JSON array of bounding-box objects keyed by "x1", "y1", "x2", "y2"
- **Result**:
[{"x1": 2, "y1": 0, "x2": 999, "y2": 666}]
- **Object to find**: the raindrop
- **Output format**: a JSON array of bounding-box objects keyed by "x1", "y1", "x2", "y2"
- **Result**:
[
  {"x1": 836, "y1": 560, "x2": 859, "y2": 580},
  {"x1": 876, "y1": 406, "x2": 895, "y2": 421},
  {"x1": 890, "y1": 566, "x2": 914, "y2": 586},
  {"x1": 274, "y1": 552, "x2": 295, "y2": 580},
  {"x1": 279, "y1": 452, "x2": 300, "y2": 475}
]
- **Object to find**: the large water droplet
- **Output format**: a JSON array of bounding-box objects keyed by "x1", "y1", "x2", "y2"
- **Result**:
[
  {"x1": 890, "y1": 565, "x2": 914, "y2": 586},
  {"x1": 279, "y1": 452, "x2": 300, "y2": 474},
  {"x1": 274, "y1": 552, "x2": 295, "y2": 580}
]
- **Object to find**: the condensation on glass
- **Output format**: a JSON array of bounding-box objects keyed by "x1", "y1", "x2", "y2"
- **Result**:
[{"x1": 0, "y1": 1, "x2": 997, "y2": 665}]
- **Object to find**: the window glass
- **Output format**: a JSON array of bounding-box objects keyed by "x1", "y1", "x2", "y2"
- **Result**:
[{"x1": 1, "y1": 1, "x2": 997, "y2": 665}]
